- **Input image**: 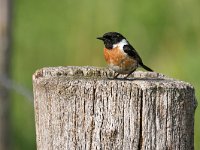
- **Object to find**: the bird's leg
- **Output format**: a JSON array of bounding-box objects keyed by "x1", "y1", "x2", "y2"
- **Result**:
[
  {"x1": 113, "y1": 73, "x2": 120, "y2": 79},
  {"x1": 124, "y1": 69, "x2": 136, "y2": 79}
]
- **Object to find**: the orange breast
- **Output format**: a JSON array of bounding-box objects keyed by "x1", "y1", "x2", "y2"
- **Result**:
[
  {"x1": 103, "y1": 47, "x2": 137, "y2": 73},
  {"x1": 104, "y1": 47, "x2": 125, "y2": 65}
]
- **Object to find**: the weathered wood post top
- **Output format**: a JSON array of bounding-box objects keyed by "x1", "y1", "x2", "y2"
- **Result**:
[{"x1": 33, "y1": 66, "x2": 196, "y2": 150}]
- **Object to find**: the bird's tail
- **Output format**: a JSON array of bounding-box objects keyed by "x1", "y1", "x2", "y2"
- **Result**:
[{"x1": 139, "y1": 63, "x2": 153, "y2": 72}]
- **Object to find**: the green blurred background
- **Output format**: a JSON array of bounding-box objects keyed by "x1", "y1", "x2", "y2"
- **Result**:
[{"x1": 10, "y1": 0, "x2": 199, "y2": 149}]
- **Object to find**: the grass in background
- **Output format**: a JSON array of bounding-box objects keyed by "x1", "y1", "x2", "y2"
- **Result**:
[{"x1": 11, "y1": 0, "x2": 200, "y2": 149}]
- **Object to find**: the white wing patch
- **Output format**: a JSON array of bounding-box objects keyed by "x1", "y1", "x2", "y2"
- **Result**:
[{"x1": 113, "y1": 39, "x2": 128, "y2": 50}]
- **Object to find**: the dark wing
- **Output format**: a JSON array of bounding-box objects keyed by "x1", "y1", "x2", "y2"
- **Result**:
[
  {"x1": 123, "y1": 44, "x2": 153, "y2": 71},
  {"x1": 123, "y1": 44, "x2": 142, "y2": 63}
]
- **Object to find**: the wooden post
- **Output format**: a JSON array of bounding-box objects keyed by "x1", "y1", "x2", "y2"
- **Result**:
[{"x1": 33, "y1": 66, "x2": 196, "y2": 150}]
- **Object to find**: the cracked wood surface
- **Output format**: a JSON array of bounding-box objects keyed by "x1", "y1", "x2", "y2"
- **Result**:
[{"x1": 32, "y1": 66, "x2": 196, "y2": 150}]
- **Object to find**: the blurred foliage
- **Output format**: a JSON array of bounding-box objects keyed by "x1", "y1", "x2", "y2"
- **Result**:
[{"x1": 11, "y1": 0, "x2": 200, "y2": 149}]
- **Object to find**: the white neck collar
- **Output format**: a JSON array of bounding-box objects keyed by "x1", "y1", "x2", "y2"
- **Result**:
[{"x1": 113, "y1": 39, "x2": 128, "y2": 49}]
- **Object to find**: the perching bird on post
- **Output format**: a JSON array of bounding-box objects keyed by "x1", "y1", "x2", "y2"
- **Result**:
[{"x1": 97, "y1": 32, "x2": 153, "y2": 79}]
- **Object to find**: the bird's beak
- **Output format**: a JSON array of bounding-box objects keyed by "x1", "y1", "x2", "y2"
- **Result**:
[{"x1": 97, "y1": 37, "x2": 105, "y2": 41}]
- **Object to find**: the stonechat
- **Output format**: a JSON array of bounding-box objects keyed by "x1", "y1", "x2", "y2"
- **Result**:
[{"x1": 97, "y1": 32, "x2": 153, "y2": 79}]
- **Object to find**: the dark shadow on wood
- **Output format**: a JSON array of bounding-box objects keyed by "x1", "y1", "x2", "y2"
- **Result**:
[{"x1": 107, "y1": 77, "x2": 165, "y2": 81}]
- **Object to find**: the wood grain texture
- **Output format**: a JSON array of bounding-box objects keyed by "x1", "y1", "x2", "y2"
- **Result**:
[{"x1": 32, "y1": 66, "x2": 196, "y2": 150}]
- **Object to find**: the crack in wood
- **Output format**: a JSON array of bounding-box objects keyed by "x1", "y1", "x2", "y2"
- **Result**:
[
  {"x1": 89, "y1": 87, "x2": 96, "y2": 150},
  {"x1": 138, "y1": 89, "x2": 143, "y2": 150}
]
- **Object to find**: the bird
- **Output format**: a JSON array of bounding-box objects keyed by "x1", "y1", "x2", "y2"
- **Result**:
[{"x1": 97, "y1": 32, "x2": 153, "y2": 79}]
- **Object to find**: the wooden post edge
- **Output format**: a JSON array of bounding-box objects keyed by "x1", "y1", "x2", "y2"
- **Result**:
[{"x1": 32, "y1": 66, "x2": 197, "y2": 150}]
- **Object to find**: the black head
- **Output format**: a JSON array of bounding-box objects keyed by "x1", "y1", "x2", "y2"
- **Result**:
[{"x1": 97, "y1": 32, "x2": 126, "y2": 49}]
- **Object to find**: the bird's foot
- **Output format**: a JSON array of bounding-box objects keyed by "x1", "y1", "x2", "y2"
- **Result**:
[
  {"x1": 113, "y1": 73, "x2": 120, "y2": 79},
  {"x1": 123, "y1": 69, "x2": 136, "y2": 79}
]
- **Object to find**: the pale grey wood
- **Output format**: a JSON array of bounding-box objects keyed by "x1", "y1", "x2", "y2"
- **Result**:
[{"x1": 33, "y1": 66, "x2": 196, "y2": 150}]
